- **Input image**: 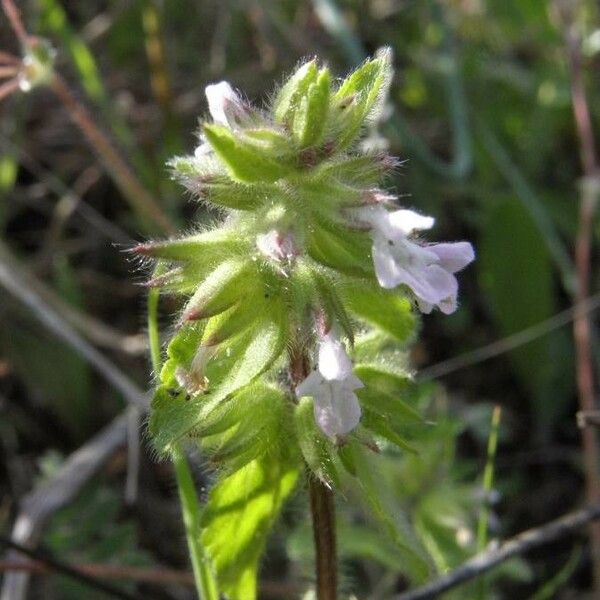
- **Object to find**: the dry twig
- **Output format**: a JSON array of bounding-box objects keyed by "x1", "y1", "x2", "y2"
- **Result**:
[
  {"x1": 0, "y1": 415, "x2": 131, "y2": 600},
  {"x1": 395, "y1": 504, "x2": 600, "y2": 600},
  {"x1": 0, "y1": 242, "x2": 149, "y2": 600}
]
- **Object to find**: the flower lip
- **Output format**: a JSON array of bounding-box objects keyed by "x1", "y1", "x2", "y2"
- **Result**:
[{"x1": 296, "y1": 371, "x2": 363, "y2": 439}]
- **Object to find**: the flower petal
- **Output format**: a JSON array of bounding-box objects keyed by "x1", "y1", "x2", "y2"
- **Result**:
[
  {"x1": 296, "y1": 370, "x2": 324, "y2": 399},
  {"x1": 256, "y1": 229, "x2": 298, "y2": 262},
  {"x1": 205, "y1": 81, "x2": 246, "y2": 126},
  {"x1": 405, "y1": 262, "x2": 458, "y2": 306},
  {"x1": 428, "y1": 242, "x2": 475, "y2": 273},
  {"x1": 438, "y1": 293, "x2": 458, "y2": 315},
  {"x1": 383, "y1": 241, "x2": 457, "y2": 304},
  {"x1": 372, "y1": 236, "x2": 444, "y2": 296},
  {"x1": 387, "y1": 209, "x2": 435, "y2": 235},
  {"x1": 372, "y1": 239, "x2": 403, "y2": 289},
  {"x1": 318, "y1": 333, "x2": 353, "y2": 380},
  {"x1": 313, "y1": 380, "x2": 362, "y2": 438}
]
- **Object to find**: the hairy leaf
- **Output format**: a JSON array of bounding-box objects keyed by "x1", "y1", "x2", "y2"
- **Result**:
[
  {"x1": 150, "y1": 313, "x2": 287, "y2": 452},
  {"x1": 341, "y1": 283, "x2": 416, "y2": 342},
  {"x1": 201, "y1": 451, "x2": 300, "y2": 600},
  {"x1": 273, "y1": 60, "x2": 318, "y2": 124},
  {"x1": 204, "y1": 124, "x2": 293, "y2": 183},
  {"x1": 293, "y1": 68, "x2": 331, "y2": 147}
]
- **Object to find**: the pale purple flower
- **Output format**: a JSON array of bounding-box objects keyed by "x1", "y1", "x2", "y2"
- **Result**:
[
  {"x1": 358, "y1": 206, "x2": 474, "y2": 314},
  {"x1": 296, "y1": 333, "x2": 363, "y2": 438}
]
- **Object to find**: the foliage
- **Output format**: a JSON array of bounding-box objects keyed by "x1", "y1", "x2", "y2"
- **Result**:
[
  {"x1": 1, "y1": 0, "x2": 597, "y2": 598},
  {"x1": 39, "y1": 453, "x2": 153, "y2": 600}
]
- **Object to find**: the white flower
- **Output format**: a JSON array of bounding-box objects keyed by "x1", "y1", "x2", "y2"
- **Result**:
[
  {"x1": 296, "y1": 333, "x2": 363, "y2": 438},
  {"x1": 256, "y1": 229, "x2": 298, "y2": 263},
  {"x1": 195, "y1": 81, "x2": 248, "y2": 157},
  {"x1": 358, "y1": 206, "x2": 474, "y2": 314},
  {"x1": 205, "y1": 81, "x2": 247, "y2": 127},
  {"x1": 317, "y1": 332, "x2": 352, "y2": 380}
]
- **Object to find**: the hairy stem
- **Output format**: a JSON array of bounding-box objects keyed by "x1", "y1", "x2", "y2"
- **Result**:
[
  {"x1": 289, "y1": 341, "x2": 338, "y2": 600},
  {"x1": 147, "y1": 275, "x2": 217, "y2": 600},
  {"x1": 173, "y1": 448, "x2": 219, "y2": 600},
  {"x1": 309, "y1": 476, "x2": 338, "y2": 600}
]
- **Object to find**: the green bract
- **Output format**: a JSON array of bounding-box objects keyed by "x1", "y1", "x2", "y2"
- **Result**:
[{"x1": 143, "y1": 49, "x2": 434, "y2": 599}]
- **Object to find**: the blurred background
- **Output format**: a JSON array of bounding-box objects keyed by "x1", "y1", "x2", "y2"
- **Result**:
[{"x1": 0, "y1": 0, "x2": 598, "y2": 598}]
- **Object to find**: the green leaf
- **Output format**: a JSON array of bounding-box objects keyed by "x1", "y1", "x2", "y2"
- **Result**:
[
  {"x1": 273, "y1": 60, "x2": 318, "y2": 124},
  {"x1": 353, "y1": 364, "x2": 411, "y2": 397},
  {"x1": 293, "y1": 397, "x2": 339, "y2": 486},
  {"x1": 204, "y1": 124, "x2": 293, "y2": 183},
  {"x1": 361, "y1": 410, "x2": 418, "y2": 454},
  {"x1": 150, "y1": 313, "x2": 287, "y2": 452},
  {"x1": 340, "y1": 283, "x2": 416, "y2": 342},
  {"x1": 201, "y1": 452, "x2": 300, "y2": 600},
  {"x1": 479, "y1": 198, "x2": 574, "y2": 431},
  {"x1": 180, "y1": 259, "x2": 255, "y2": 321},
  {"x1": 311, "y1": 270, "x2": 355, "y2": 344},
  {"x1": 134, "y1": 229, "x2": 242, "y2": 262},
  {"x1": 335, "y1": 48, "x2": 391, "y2": 101},
  {"x1": 204, "y1": 384, "x2": 291, "y2": 473},
  {"x1": 332, "y1": 48, "x2": 393, "y2": 150},
  {"x1": 317, "y1": 154, "x2": 386, "y2": 187},
  {"x1": 201, "y1": 180, "x2": 272, "y2": 211},
  {"x1": 344, "y1": 441, "x2": 431, "y2": 582},
  {"x1": 293, "y1": 68, "x2": 331, "y2": 147},
  {"x1": 356, "y1": 385, "x2": 423, "y2": 427},
  {"x1": 201, "y1": 298, "x2": 262, "y2": 346},
  {"x1": 306, "y1": 220, "x2": 373, "y2": 277}
]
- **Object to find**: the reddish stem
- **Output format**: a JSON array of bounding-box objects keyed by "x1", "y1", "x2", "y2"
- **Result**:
[
  {"x1": 308, "y1": 477, "x2": 338, "y2": 600},
  {"x1": 566, "y1": 23, "x2": 600, "y2": 591},
  {"x1": 1, "y1": 0, "x2": 29, "y2": 45}
]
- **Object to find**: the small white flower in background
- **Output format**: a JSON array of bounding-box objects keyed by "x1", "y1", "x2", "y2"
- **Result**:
[
  {"x1": 357, "y1": 206, "x2": 475, "y2": 314},
  {"x1": 195, "y1": 81, "x2": 248, "y2": 157},
  {"x1": 296, "y1": 332, "x2": 363, "y2": 438},
  {"x1": 256, "y1": 229, "x2": 298, "y2": 263}
]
